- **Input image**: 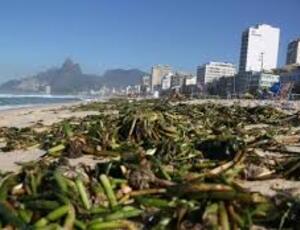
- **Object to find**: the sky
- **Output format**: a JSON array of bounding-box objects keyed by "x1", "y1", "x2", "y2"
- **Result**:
[{"x1": 0, "y1": 0, "x2": 299, "y2": 82}]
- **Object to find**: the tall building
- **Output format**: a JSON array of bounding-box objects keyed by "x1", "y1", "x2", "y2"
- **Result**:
[
  {"x1": 141, "y1": 75, "x2": 151, "y2": 95},
  {"x1": 161, "y1": 73, "x2": 173, "y2": 90},
  {"x1": 184, "y1": 74, "x2": 197, "y2": 86},
  {"x1": 197, "y1": 61, "x2": 236, "y2": 85},
  {"x1": 151, "y1": 65, "x2": 172, "y2": 91},
  {"x1": 45, "y1": 85, "x2": 51, "y2": 95},
  {"x1": 171, "y1": 72, "x2": 188, "y2": 88},
  {"x1": 239, "y1": 24, "x2": 280, "y2": 73},
  {"x1": 141, "y1": 75, "x2": 151, "y2": 86},
  {"x1": 286, "y1": 38, "x2": 300, "y2": 65}
]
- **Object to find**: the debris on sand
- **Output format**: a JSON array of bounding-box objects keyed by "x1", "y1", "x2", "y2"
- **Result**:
[{"x1": 1, "y1": 99, "x2": 300, "y2": 229}]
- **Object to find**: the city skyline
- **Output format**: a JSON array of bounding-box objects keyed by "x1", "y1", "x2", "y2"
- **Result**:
[{"x1": 0, "y1": 0, "x2": 299, "y2": 83}]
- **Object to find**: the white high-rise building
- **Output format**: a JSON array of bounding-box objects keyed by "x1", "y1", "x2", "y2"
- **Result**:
[
  {"x1": 150, "y1": 65, "x2": 172, "y2": 91},
  {"x1": 197, "y1": 61, "x2": 236, "y2": 85},
  {"x1": 45, "y1": 85, "x2": 51, "y2": 95},
  {"x1": 239, "y1": 24, "x2": 280, "y2": 73},
  {"x1": 161, "y1": 73, "x2": 173, "y2": 90},
  {"x1": 286, "y1": 38, "x2": 300, "y2": 65}
]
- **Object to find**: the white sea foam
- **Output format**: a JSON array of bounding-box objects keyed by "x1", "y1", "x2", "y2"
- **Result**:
[
  {"x1": 0, "y1": 95, "x2": 83, "y2": 110},
  {"x1": 0, "y1": 94, "x2": 80, "y2": 99}
]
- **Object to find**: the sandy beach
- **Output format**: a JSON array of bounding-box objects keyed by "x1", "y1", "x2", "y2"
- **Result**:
[
  {"x1": 0, "y1": 102, "x2": 100, "y2": 172},
  {"x1": 0, "y1": 100, "x2": 300, "y2": 228},
  {"x1": 1, "y1": 99, "x2": 299, "y2": 129},
  {"x1": 0, "y1": 102, "x2": 99, "y2": 128},
  {"x1": 182, "y1": 99, "x2": 300, "y2": 111},
  {"x1": 0, "y1": 99, "x2": 296, "y2": 172},
  {"x1": 1, "y1": 99, "x2": 300, "y2": 196}
]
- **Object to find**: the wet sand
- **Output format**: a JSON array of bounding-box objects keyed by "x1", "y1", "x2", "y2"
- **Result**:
[{"x1": 0, "y1": 102, "x2": 99, "y2": 128}]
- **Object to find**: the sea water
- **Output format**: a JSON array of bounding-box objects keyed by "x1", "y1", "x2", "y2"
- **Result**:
[{"x1": 0, "y1": 94, "x2": 81, "y2": 110}]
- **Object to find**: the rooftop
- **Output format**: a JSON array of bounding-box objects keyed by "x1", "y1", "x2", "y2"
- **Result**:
[{"x1": 198, "y1": 61, "x2": 236, "y2": 68}]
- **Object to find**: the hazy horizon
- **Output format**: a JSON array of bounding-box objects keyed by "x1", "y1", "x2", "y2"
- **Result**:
[{"x1": 0, "y1": 0, "x2": 299, "y2": 83}]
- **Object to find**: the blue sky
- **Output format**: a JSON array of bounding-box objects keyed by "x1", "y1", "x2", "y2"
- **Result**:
[{"x1": 0, "y1": 0, "x2": 299, "y2": 82}]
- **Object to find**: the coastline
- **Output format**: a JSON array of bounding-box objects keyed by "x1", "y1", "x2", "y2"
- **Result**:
[
  {"x1": 0, "y1": 94, "x2": 83, "y2": 111},
  {"x1": 1, "y1": 98, "x2": 300, "y2": 212},
  {"x1": 0, "y1": 100, "x2": 102, "y2": 172},
  {"x1": 0, "y1": 101, "x2": 97, "y2": 128},
  {"x1": 0, "y1": 100, "x2": 79, "y2": 111},
  {"x1": 1, "y1": 98, "x2": 299, "y2": 128},
  {"x1": 1, "y1": 98, "x2": 299, "y2": 173}
]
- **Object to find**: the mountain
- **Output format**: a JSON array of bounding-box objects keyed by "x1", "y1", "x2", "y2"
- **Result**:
[
  {"x1": 101, "y1": 69, "x2": 146, "y2": 88},
  {"x1": 0, "y1": 59, "x2": 147, "y2": 94}
]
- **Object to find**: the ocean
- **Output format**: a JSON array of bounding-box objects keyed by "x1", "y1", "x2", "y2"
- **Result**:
[{"x1": 0, "y1": 94, "x2": 82, "y2": 110}]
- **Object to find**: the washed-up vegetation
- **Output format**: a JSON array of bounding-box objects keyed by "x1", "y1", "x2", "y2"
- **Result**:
[{"x1": 1, "y1": 99, "x2": 300, "y2": 229}]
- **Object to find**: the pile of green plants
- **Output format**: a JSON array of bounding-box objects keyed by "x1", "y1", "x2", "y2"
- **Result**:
[{"x1": 1, "y1": 99, "x2": 300, "y2": 229}]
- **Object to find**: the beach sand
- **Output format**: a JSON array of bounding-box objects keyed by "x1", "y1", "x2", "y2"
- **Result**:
[
  {"x1": 0, "y1": 99, "x2": 297, "y2": 172},
  {"x1": 0, "y1": 102, "x2": 99, "y2": 128},
  {"x1": 0, "y1": 102, "x2": 100, "y2": 172},
  {"x1": 1, "y1": 99, "x2": 300, "y2": 197},
  {"x1": 181, "y1": 99, "x2": 300, "y2": 111}
]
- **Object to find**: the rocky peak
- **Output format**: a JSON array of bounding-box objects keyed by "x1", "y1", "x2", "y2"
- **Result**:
[{"x1": 61, "y1": 58, "x2": 82, "y2": 75}]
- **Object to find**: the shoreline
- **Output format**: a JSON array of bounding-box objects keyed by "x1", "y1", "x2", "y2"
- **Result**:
[
  {"x1": 0, "y1": 100, "x2": 100, "y2": 172},
  {"x1": 0, "y1": 101, "x2": 98, "y2": 128},
  {"x1": 1, "y1": 99, "x2": 299, "y2": 128},
  {"x1": 1, "y1": 98, "x2": 300, "y2": 205},
  {"x1": 0, "y1": 101, "x2": 81, "y2": 112}
]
